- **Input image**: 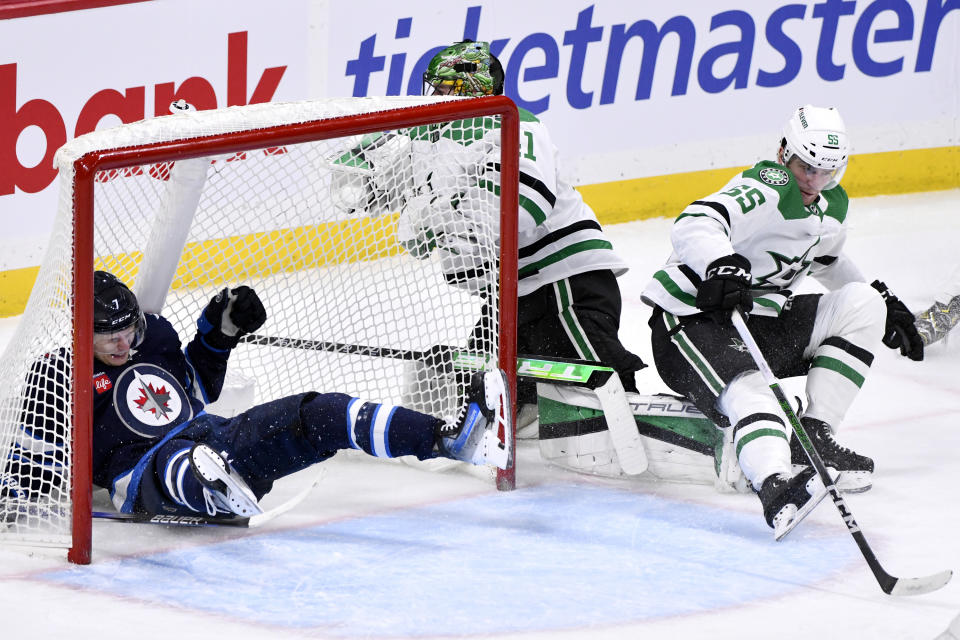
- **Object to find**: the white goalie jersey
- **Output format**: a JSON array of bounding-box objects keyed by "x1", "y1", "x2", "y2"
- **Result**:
[
  {"x1": 641, "y1": 160, "x2": 865, "y2": 317},
  {"x1": 328, "y1": 105, "x2": 628, "y2": 297}
]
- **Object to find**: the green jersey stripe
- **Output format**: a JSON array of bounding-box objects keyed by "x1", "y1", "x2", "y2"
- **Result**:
[
  {"x1": 665, "y1": 313, "x2": 725, "y2": 395},
  {"x1": 811, "y1": 355, "x2": 865, "y2": 387},
  {"x1": 736, "y1": 427, "x2": 789, "y2": 458},
  {"x1": 754, "y1": 297, "x2": 783, "y2": 314},
  {"x1": 519, "y1": 193, "x2": 547, "y2": 225},
  {"x1": 652, "y1": 270, "x2": 697, "y2": 307},
  {"x1": 552, "y1": 279, "x2": 597, "y2": 359},
  {"x1": 518, "y1": 239, "x2": 613, "y2": 278}
]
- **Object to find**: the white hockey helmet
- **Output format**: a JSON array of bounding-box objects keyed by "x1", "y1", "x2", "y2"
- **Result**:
[{"x1": 780, "y1": 105, "x2": 849, "y2": 189}]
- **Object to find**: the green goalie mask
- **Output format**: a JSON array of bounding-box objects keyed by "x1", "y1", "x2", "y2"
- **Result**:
[{"x1": 422, "y1": 40, "x2": 504, "y2": 97}]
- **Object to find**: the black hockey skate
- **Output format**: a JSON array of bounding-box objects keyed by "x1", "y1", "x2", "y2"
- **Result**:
[
  {"x1": 791, "y1": 417, "x2": 873, "y2": 493},
  {"x1": 758, "y1": 467, "x2": 829, "y2": 541},
  {"x1": 189, "y1": 444, "x2": 263, "y2": 517},
  {"x1": 436, "y1": 370, "x2": 512, "y2": 470}
]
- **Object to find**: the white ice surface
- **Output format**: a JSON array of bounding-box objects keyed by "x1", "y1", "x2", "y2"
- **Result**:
[{"x1": 1, "y1": 190, "x2": 959, "y2": 640}]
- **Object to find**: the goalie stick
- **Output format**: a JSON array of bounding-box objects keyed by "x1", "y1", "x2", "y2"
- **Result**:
[
  {"x1": 93, "y1": 467, "x2": 326, "y2": 529},
  {"x1": 241, "y1": 333, "x2": 457, "y2": 362},
  {"x1": 731, "y1": 308, "x2": 952, "y2": 596},
  {"x1": 241, "y1": 333, "x2": 647, "y2": 474},
  {"x1": 517, "y1": 356, "x2": 647, "y2": 474}
]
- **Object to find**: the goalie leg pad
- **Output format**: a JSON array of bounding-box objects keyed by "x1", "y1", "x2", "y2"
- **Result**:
[{"x1": 536, "y1": 384, "x2": 749, "y2": 490}]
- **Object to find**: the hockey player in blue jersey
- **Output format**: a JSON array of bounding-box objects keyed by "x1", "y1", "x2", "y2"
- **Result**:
[
  {"x1": 18, "y1": 271, "x2": 510, "y2": 519},
  {"x1": 641, "y1": 105, "x2": 923, "y2": 537}
]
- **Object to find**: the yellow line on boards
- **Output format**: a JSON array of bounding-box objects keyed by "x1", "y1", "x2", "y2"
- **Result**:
[{"x1": 1, "y1": 146, "x2": 957, "y2": 318}]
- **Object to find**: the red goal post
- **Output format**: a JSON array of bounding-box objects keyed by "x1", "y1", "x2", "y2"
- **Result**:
[{"x1": 0, "y1": 96, "x2": 519, "y2": 564}]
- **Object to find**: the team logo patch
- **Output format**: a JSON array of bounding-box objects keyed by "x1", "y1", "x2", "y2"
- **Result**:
[
  {"x1": 113, "y1": 363, "x2": 193, "y2": 438},
  {"x1": 759, "y1": 167, "x2": 789, "y2": 186}
]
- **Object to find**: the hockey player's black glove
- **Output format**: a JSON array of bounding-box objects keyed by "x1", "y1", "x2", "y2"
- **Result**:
[
  {"x1": 695, "y1": 254, "x2": 754, "y2": 323},
  {"x1": 198, "y1": 286, "x2": 267, "y2": 350},
  {"x1": 870, "y1": 280, "x2": 924, "y2": 361}
]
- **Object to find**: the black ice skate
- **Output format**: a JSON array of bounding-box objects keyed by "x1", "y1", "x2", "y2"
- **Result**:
[
  {"x1": 436, "y1": 370, "x2": 512, "y2": 470},
  {"x1": 791, "y1": 417, "x2": 873, "y2": 493},
  {"x1": 758, "y1": 467, "x2": 829, "y2": 541},
  {"x1": 189, "y1": 444, "x2": 263, "y2": 517}
]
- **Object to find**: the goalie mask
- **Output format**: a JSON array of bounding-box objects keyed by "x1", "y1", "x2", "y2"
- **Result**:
[
  {"x1": 780, "y1": 105, "x2": 849, "y2": 190},
  {"x1": 93, "y1": 270, "x2": 145, "y2": 352},
  {"x1": 422, "y1": 40, "x2": 504, "y2": 97}
]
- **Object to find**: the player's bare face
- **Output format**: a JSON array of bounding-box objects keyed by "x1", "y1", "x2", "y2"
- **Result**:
[
  {"x1": 93, "y1": 326, "x2": 136, "y2": 366},
  {"x1": 784, "y1": 155, "x2": 837, "y2": 205},
  {"x1": 429, "y1": 82, "x2": 458, "y2": 96}
]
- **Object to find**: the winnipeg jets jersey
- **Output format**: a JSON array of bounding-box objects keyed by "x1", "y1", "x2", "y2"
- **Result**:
[
  {"x1": 641, "y1": 160, "x2": 864, "y2": 317},
  {"x1": 22, "y1": 314, "x2": 228, "y2": 494}
]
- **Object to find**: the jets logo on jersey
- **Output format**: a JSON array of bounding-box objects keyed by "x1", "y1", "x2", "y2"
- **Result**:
[
  {"x1": 113, "y1": 363, "x2": 193, "y2": 437},
  {"x1": 758, "y1": 167, "x2": 789, "y2": 186}
]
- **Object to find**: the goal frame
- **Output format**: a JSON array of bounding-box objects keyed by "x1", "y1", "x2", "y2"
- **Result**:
[{"x1": 64, "y1": 97, "x2": 520, "y2": 564}]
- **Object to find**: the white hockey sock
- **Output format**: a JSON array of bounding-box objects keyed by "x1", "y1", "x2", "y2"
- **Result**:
[{"x1": 719, "y1": 371, "x2": 791, "y2": 491}]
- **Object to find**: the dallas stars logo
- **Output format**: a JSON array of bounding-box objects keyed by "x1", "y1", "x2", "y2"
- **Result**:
[
  {"x1": 759, "y1": 167, "x2": 789, "y2": 186},
  {"x1": 132, "y1": 370, "x2": 172, "y2": 419},
  {"x1": 753, "y1": 242, "x2": 818, "y2": 288}
]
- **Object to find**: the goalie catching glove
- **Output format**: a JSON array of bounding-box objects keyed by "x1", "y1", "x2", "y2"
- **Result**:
[
  {"x1": 198, "y1": 286, "x2": 267, "y2": 350},
  {"x1": 327, "y1": 132, "x2": 417, "y2": 216},
  {"x1": 870, "y1": 280, "x2": 924, "y2": 361}
]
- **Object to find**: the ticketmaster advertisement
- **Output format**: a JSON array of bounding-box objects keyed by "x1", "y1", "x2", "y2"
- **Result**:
[{"x1": 1, "y1": 0, "x2": 958, "y2": 312}]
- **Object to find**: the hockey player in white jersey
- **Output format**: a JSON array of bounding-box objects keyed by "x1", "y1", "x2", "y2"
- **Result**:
[
  {"x1": 641, "y1": 105, "x2": 923, "y2": 536},
  {"x1": 413, "y1": 40, "x2": 645, "y2": 431}
]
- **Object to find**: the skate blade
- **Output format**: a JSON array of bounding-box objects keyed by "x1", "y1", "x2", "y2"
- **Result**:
[
  {"x1": 835, "y1": 470, "x2": 872, "y2": 493},
  {"x1": 791, "y1": 466, "x2": 872, "y2": 494},
  {"x1": 466, "y1": 430, "x2": 510, "y2": 470},
  {"x1": 193, "y1": 447, "x2": 263, "y2": 516},
  {"x1": 774, "y1": 479, "x2": 830, "y2": 541}
]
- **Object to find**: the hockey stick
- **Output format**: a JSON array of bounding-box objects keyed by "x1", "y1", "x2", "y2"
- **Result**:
[
  {"x1": 93, "y1": 510, "x2": 255, "y2": 528},
  {"x1": 517, "y1": 356, "x2": 647, "y2": 474},
  {"x1": 241, "y1": 334, "x2": 647, "y2": 473},
  {"x1": 93, "y1": 466, "x2": 326, "y2": 529},
  {"x1": 241, "y1": 333, "x2": 449, "y2": 362},
  {"x1": 730, "y1": 308, "x2": 952, "y2": 596}
]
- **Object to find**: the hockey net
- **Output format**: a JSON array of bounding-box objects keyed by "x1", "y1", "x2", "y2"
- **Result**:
[{"x1": 0, "y1": 96, "x2": 519, "y2": 563}]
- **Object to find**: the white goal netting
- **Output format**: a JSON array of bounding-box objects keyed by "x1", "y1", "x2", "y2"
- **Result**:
[{"x1": 0, "y1": 96, "x2": 517, "y2": 560}]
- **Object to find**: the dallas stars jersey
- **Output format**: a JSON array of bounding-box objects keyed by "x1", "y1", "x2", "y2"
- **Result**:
[
  {"x1": 507, "y1": 109, "x2": 629, "y2": 296},
  {"x1": 641, "y1": 160, "x2": 864, "y2": 317},
  {"x1": 405, "y1": 109, "x2": 629, "y2": 297}
]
